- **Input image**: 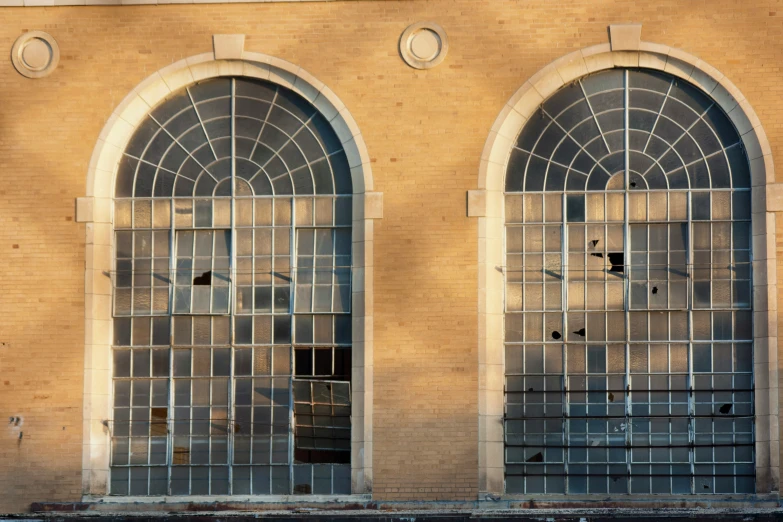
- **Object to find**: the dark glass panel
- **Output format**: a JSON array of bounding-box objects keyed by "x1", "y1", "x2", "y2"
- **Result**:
[
  {"x1": 524, "y1": 155, "x2": 547, "y2": 192},
  {"x1": 545, "y1": 164, "x2": 567, "y2": 192},
  {"x1": 726, "y1": 145, "x2": 750, "y2": 188},
  {"x1": 662, "y1": 97, "x2": 700, "y2": 130},
  {"x1": 268, "y1": 105, "x2": 306, "y2": 136},
  {"x1": 506, "y1": 149, "x2": 530, "y2": 192},
  {"x1": 116, "y1": 156, "x2": 138, "y2": 198},
  {"x1": 189, "y1": 78, "x2": 231, "y2": 102},
  {"x1": 235, "y1": 78, "x2": 277, "y2": 101},
  {"x1": 543, "y1": 82, "x2": 585, "y2": 119},
  {"x1": 552, "y1": 136, "x2": 582, "y2": 168},
  {"x1": 330, "y1": 152, "x2": 352, "y2": 195},
  {"x1": 307, "y1": 113, "x2": 343, "y2": 155},
  {"x1": 531, "y1": 121, "x2": 566, "y2": 159},
  {"x1": 628, "y1": 69, "x2": 671, "y2": 91},
  {"x1": 571, "y1": 119, "x2": 603, "y2": 148},
  {"x1": 556, "y1": 99, "x2": 592, "y2": 131},
  {"x1": 582, "y1": 69, "x2": 623, "y2": 95}
]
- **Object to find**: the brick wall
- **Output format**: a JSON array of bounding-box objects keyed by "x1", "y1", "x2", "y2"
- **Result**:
[{"x1": 0, "y1": 0, "x2": 782, "y2": 512}]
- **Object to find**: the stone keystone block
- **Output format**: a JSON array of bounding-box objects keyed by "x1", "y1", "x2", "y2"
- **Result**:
[
  {"x1": 609, "y1": 24, "x2": 642, "y2": 51},
  {"x1": 213, "y1": 34, "x2": 245, "y2": 60}
]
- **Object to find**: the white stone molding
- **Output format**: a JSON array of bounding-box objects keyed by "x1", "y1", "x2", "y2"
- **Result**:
[
  {"x1": 609, "y1": 24, "x2": 642, "y2": 51},
  {"x1": 212, "y1": 34, "x2": 245, "y2": 60},
  {"x1": 398, "y1": 22, "x2": 449, "y2": 70},
  {"x1": 82, "y1": 51, "x2": 378, "y2": 498},
  {"x1": 10, "y1": 30, "x2": 59, "y2": 79},
  {"x1": 476, "y1": 41, "x2": 779, "y2": 498}
]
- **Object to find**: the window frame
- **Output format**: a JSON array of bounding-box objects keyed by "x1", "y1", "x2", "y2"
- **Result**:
[
  {"x1": 476, "y1": 46, "x2": 778, "y2": 499},
  {"x1": 82, "y1": 53, "x2": 377, "y2": 499}
]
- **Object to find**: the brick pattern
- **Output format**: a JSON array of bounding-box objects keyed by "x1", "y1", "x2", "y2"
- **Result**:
[{"x1": 1, "y1": 0, "x2": 783, "y2": 511}]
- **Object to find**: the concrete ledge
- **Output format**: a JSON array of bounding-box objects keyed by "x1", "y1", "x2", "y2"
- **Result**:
[{"x1": 27, "y1": 502, "x2": 783, "y2": 519}]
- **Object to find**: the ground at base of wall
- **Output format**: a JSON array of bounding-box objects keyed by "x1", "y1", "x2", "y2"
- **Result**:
[{"x1": 8, "y1": 506, "x2": 783, "y2": 521}]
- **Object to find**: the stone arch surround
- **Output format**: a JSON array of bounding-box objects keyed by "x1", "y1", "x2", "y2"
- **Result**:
[
  {"x1": 473, "y1": 42, "x2": 780, "y2": 498},
  {"x1": 80, "y1": 50, "x2": 381, "y2": 499}
]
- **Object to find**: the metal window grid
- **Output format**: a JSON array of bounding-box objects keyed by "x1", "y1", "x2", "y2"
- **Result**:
[
  {"x1": 110, "y1": 77, "x2": 353, "y2": 496},
  {"x1": 503, "y1": 68, "x2": 754, "y2": 495}
]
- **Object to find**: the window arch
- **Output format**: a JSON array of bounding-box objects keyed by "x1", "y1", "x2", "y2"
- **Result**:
[
  {"x1": 503, "y1": 68, "x2": 754, "y2": 494},
  {"x1": 110, "y1": 77, "x2": 354, "y2": 496}
]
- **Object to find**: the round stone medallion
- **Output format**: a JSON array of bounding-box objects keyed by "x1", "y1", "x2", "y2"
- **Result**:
[
  {"x1": 11, "y1": 31, "x2": 60, "y2": 79},
  {"x1": 399, "y1": 22, "x2": 448, "y2": 69}
]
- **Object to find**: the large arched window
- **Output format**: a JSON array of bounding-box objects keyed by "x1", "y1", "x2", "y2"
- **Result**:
[
  {"x1": 504, "y1": 68, "x2": 754, "y2": 494},
  {"x1": 110, "y1": 77, "x2": 353, "y2": 496}
]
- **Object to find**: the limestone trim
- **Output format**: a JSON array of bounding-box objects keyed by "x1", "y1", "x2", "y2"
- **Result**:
[
  {"x1": 10, "y1": 30, "x2": 59, "y2": 79},
  {"x1": 609, "y1": 24, "x2": 642, "y2": 51},
  {"x1": 82, "y1": 51, "x2": 378, "y2": 498},
  {"x1": 475, "y1": 42, "x2": 779, "y2": 497},
  {"x1": 398, "y1": 21, "x2": 449, "y2": 70}
]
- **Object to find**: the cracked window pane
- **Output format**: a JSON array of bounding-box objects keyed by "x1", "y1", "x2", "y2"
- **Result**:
[
  {"x1": 111, "y1": 77, "x2": 353, "y2": 496},
  {"x1": 504, "y1": 68, "x2": 753, "y2": 494}
]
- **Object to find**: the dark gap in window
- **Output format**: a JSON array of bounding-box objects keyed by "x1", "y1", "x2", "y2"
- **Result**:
[
  {"x1": 295, "y1": 348, "x2": 313, "y2": 376},
  {"x1": 573, "y1": 328, "x2": 586, "y2": 337},
  {"x1": 528, "y1": 387, "x2": 534, "y2": 392},
  {"x1": 652, "y1": 286, "x2": 659, "y2": 294},
  {"x1": 591, "y1": 252, "x2": 603, "y2": 259},
  {"x1": 589, "y1": 239, "x2": 599, "y2": 248},
  {"x1": 193, "y1": 270, "x2": 212, "y2": 285},
  {"x1": 151, "y1": 408, "x2": 167, "y2": 436},
  {"x1": 608, "y1": 252, "x2": 624, "y2": 273},
  {"x1": 295, "y1": 448, "x2": 350, "y2": 464},
  {"x1": 314, "y1": 349, "x2": 332, "y2": 375},
  {"x1": 293, "y1": 483, "x2": 312, "y2": 494},
  {"x1": 527, "y1": 452, "x2": 544, "y2": 463},
  {"x1": 719, "y1": 403, "x2": 733, "y2": 414},
  {"x1": 608, "y1": 392, "x2": 615, "y2": 402},
  {"x1": 551, "y1": 331, "x2": 562, "y2": 340},
  {"x1": 333, "y1": 348, "x2": 351, "y2": 381}
]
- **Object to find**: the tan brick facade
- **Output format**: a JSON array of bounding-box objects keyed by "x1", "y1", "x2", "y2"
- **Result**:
[{"x1": 1, "y1": 0, "x2": 783, "y2": 513}]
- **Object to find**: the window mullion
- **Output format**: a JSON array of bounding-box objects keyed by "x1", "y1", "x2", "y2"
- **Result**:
[
  {"x1": 166, "y1": 198, "x2": 176, "y2": 494},
  {"x1": 622, "y1": 69, "x2": 633, "y2": 489},
  {"x1": 687, "y1": 191, "x2": 696, "y2": 493},
  {"x1": 289, "y1": 200, "x2": 296, "y2": 495},
  {"x1": 561, "y1": 191, "x2": 570, "y2": 494},
  {"x1": 227, "y1": 77, "x2": 237, "y2": 495}
]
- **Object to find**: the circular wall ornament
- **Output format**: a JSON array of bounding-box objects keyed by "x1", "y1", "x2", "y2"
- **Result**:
[
  {"x1": 11, "y1": 31, "x2": 60, "y2": 79},
  {"x1": 399, "y1": 22, "x2": 448, "y2": 69}
]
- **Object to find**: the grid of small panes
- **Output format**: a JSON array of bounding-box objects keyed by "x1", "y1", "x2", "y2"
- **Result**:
[
  {"x1": 110, "y1": 77, "x2": 353, "y2": 496},
  {"x1": 503, "y1": 68, "x2": 754, "y2": 494}
]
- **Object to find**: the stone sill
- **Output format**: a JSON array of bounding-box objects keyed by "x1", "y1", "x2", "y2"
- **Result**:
[{"x1": 26, "y1": 497, "x2": 783, "y2": 519}]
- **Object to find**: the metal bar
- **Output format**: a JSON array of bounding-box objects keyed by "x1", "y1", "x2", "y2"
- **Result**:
[
  {"x1": 227, "y1": 77, "x2": 237, "y2": 495},
  {"x1": 623, "y1": 70, "x2": 633, "y2": 491}
]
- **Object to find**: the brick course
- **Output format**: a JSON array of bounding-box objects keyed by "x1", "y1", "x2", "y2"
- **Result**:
[{"x1": 0, "y1": 0, "x2": 782, "y2": 512}]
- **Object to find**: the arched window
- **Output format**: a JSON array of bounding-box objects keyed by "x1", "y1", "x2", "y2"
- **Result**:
[
  {"x1": 504, "y1": 68, "x2": 754, "y2": 494},
  {"x1": 110, "y1": 77, "x2": 353, "y2": 496}
]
